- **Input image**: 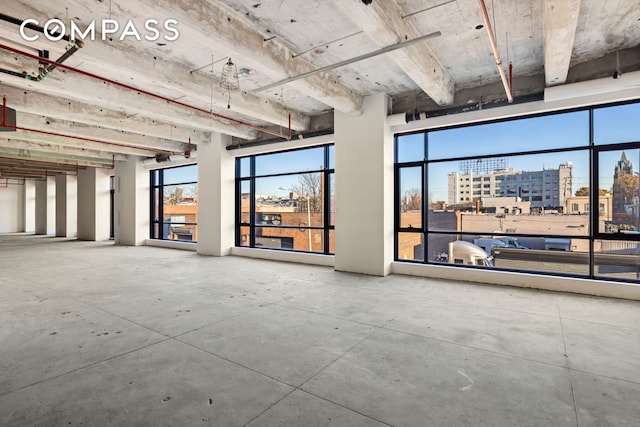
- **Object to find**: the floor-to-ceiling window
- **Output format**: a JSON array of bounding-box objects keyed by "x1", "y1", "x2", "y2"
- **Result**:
[
  {"x1": 150, "y1": 164, "x2": 198, "y2": 242},
  {"x1": 236, "y1": 144, "x2": 335, "y2": 254},
  {"x1": 395, "y1": 100, "x2": 640, "y2": 282}
]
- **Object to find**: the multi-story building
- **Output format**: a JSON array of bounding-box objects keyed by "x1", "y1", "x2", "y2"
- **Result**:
[{"x1": 448, "y1": 163, "x2": 573, "y2": 210}]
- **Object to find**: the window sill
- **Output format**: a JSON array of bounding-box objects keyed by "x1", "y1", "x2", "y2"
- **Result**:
[
  {"x1": 145, "y1": 239, "x2": 197, "y2": 251},
  {"x1": 231, "y1": 246, "x2": 335, "y2": 267},
  {"x1": 391, "y1": 262, "x2": 640, "y2": 301}
]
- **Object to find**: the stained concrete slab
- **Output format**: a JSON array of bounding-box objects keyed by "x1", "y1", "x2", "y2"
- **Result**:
[
  {"x1": 179, "y1": 304, "x2": 375, "y2": 386},
  {"x1": 562, "y1": 318, "x2": 640, "y2": 383},
  {"x1": 385, "y1": 298, "x2": 567, "y2": 365},
  {"x1": 0, "y1": 291, "x2": 167, "y2": 394},
  {"x1": 1, "y1": 235, "x2": 640, "y2": 426},
  {"x1": 247, "y1": 389, "x2": 388, "y2": 427},
  {"x1": 302, "y1": 329, "x2": 577, "y2": 426},
  {"x1": 100, "y1": 289, "x2": 264, "y2": 337},
  {"x1": 572, "y1": 370, "x2": 640, "y2": 427},
  {"x1": 0, "y1": 339, "x2": 293, "y2": 426},
  {"x1": 278, "y1": 285, "x2": 401, "y2": 326},
  {"x1": 558, "y1": 293, "x2": 640, "y2": 330}
]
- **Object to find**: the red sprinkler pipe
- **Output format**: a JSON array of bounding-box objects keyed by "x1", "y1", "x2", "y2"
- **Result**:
[
  {"x1": 95, "y1": 154, "x2": 115, "y2": 170},
  {"x1": 1, "y1": 119, "x2": 179, "y2": 156},
  {"x1": 478, "y1": 0, "x2": 513, "y2": 103},
  {"x1": 0, "y1": 44, "x2": 292, "y2": 141},
  {"x1": 0, "y1": 155, "x2": 96, "y2": 169}
]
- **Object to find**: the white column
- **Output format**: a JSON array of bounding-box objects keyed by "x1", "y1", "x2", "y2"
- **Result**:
[
  {"x1": 24, "y1": 180, "x2": 35, "y2": 233},
  {"x1": 334, "y1": 93, "x2": 394, "y2": 276},
  {"x1": 55, "y1": 174, "x2": 78, "y2": 237},
  {"x1": 0, "y1": 185, "x2": 21, "y2": 232},
  {"x1": 35, "y1": 176, "x2": 56, "y2": 235},
  {"x1": 197, "y1": 133, "x2": 235, "y2": 256},
  {"x1": 114, "y1": 158, "x2": 149, "y2": 246},
  {"x1": 77, "y1": 168, "x2": 111, "y2": 241}
]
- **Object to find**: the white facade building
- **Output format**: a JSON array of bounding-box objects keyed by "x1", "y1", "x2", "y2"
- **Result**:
[{"x1": 448, "y1": 163, "x2": 573, "y2": 210}]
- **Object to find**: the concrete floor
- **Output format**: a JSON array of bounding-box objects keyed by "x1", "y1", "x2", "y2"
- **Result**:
[{"x1": 1, "y1": 235, "x2": 639, "y2": 426}]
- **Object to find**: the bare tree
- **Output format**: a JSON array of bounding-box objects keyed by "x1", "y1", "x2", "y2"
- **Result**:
[
  {"x1": 292, "y1": 173, "x2": 323, "y2": 213},
  {"x1": 401, "y1": 188, "x2": 422, "y2": 211}
]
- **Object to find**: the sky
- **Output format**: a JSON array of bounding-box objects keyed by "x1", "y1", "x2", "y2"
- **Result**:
[
  {"x1": 156, "y1": 102, "x2": 639, "y2": 203},
  {"x1": 398, "y1": 102, "x2": 640, "y2": 202}
]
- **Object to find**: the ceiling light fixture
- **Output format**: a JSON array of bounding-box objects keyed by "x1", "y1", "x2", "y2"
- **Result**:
[
  {"x1": 220, "y1": 58, "x2": 239, "y2": 90},
  {"x1": 220, "y1": 58, "x2": 240, "y2": 109}
]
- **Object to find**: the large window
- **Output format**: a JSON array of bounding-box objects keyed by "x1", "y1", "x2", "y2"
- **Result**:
[
  {"x1": 150, "y1": 164, "x2": 198, "y2": 242},
  {"x1": 236, "y1": 145, "x2": 334, "y2": 254},
  {"x1": 395, "y1": 100, "x2": 640, "y2": 283}
]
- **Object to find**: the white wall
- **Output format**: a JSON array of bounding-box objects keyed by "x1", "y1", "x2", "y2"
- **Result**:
[
  {"x1": 35, "y1": 177, "x2": 55, "y2": 235},
  {"x1": 77, "y1": 168, "x2": 111, "y2": 241},
  {"x1": 114, "y1": 158, "x2": 148, "y2": 246},
  {"x1": 334, "y1": 93, "x2": 394, "y2": 276},
  {"x1": 24, "y1": 181, "x2": 35, "y2": 232},
  {"x1": 197, "y1": 133, "x2": 235, "y2": 256},
  {"x1": 0, "y1": 185, "x2": 21, "y2": 233},
  {"x1": 56, "y1": 175, "x2": 78, "y2": 238}
]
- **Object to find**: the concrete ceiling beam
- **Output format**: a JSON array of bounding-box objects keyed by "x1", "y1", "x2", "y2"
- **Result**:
[
  {"x1": 0, "y1": 67, "x2": 259, "y2": 139},
  {"x1": 0, "y1": 86, "x2": 211, "y2": 144},
  {"x1": 6, "y1": 131, "x2": 162, "y2": 158},
  {"x1": 14, "y1": 111, "x2": 187, "y2": 154},
  {"x1": 129, "y1": 0, "x2": 363, "y2": 115},
  {"x1": 0, "y1": 138, "x2": 129, "y2": 162},
  {"x1": 0, "y1": 2, "x2": 310, "y2": 131},
  {"x1": 543, "y1": 0, "x2": 581, "y2": 86},
  {"x1": 331, "y1": 0, "x2": 455, "y2": 106}
]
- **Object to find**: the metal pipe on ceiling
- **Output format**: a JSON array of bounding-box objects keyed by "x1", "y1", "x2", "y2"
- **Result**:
[
  {"x1": 0, "y1": 155, "x2": 82, "y2": 169},
  {"x1": 2, "y1": 95, "x2": 181, "y2": 156},
  {"x1": 38, "y1": 40, "x2": 84, "y2": 81},
  {"x1": 0, "y1": 178, "x2": 26, "y2": 186},
  {"x1": 0, "y1": 44, "x2": 292, "y2": 141},
  {"x1": 253, "y1": 31, "x2": 442, "y2": 93},
  {"x1": 0, "y1": 167, "x2": 79, "y2": 177},
  {"x1": 0, "y1": 13, "x2": 72, "y2": 42},
  {"x1": 477, "y1": 0, "x2": 513, "y2": 103}
]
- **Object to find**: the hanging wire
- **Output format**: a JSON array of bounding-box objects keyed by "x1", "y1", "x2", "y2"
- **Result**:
[
  {"x1": 506, "y1": 31, "x2": 510, "y2": 64},
  {"x1": 210, "y1": 55, "x2": 214, "y2": 113},
  {"x1": 278, "y1": 88, "x2": 287, "y2": 136}
]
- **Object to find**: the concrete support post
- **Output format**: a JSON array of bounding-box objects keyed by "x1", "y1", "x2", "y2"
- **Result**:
[
  {"x1": 35, "y1": 176, "x2": 56, "y2": 235},
  {"x1": 16, "y1": 184, "x2": 25, "y2": 232},
  {"x1": 197, "y1": 133, "x2": 235, "y2": 256},
  {"x1": 24, "y1": 180, "x2": 35, "y2": 233},
  {"x1": 77, "y1": 168, "x2": 111, "y2": 241},
  {"x1": 55, "y1": 174, "x2": 78, "y2": 237},
  {"x1": 114, "y1": 159, "x2": 149, "y2": 246},
  {"x1": 334, "y1": 93, "x2": 394, "y2": 276}
]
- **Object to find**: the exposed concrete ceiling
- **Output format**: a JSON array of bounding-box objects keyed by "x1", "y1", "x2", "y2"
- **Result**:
[{"x1": 0, "y1": 0, "x2": 639, "y2": 180}]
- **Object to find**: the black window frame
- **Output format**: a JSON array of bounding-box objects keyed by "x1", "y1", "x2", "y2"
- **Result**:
[
  {"x1": 150, "y1": 164, "x2": 198, "y2": 243},
  {"x1": 236, "y1": 144, "x2": 335, "y2": 255},
  {"x1": 394, "y1": 99, "x2": 640, "y2": 284}
]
